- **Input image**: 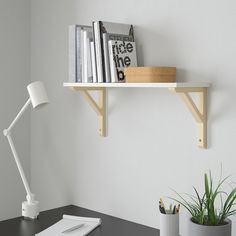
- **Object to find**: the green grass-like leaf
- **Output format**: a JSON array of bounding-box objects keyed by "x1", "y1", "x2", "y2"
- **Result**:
[{"x1": 171, "y1": 170, "x2": 236, "y2": 226}]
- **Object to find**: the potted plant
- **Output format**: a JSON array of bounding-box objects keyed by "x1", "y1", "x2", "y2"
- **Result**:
[{"x1": 171, "y1": 171, "x2": 236, "y2": 236}]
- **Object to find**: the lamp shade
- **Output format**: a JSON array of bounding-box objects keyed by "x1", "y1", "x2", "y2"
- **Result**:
[{"x1": 27, "y1": 81, "x2": 49, "y2": 108}]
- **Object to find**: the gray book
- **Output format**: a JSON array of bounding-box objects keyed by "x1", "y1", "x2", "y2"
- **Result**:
[
  {"x1": 90, "y1": 41, "x2": 97, "y2": 82},
  {"x1": 103, "y1": 33, "x2": 111, "y2": 82},
  {"x1": 93, "y1": 21, "x2": 134, "y2": 83}
]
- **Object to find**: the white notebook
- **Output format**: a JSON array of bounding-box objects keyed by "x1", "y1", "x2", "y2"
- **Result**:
[{"x1": 35, "y1": 214, "x2": 101, "y2": 236}]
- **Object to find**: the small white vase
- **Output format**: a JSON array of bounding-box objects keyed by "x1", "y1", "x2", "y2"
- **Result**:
[
  {"x1": 160, "y1": 213, "x2": 179, "y2": 236},
  {"x1": 188, "y1": 218, "x2": 232, "y2": 236}
]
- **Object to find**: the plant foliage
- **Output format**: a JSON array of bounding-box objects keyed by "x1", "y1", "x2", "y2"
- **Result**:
[{"x1": 171, "y1": 171, "x2": 236, "y2": 226}]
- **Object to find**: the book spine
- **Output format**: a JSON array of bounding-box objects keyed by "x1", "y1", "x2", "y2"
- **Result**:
[
  {"x1": 93, "y1": 21, "x2": 103, "y2": 83},
  {"x1": 87, "y1": 36, "x2": 93, "y2": 83},
  {"x1": 103, "y1": 33, "x2": 111, "y2": 83},
  {"x1": 82, "y1": 30, "x2": 88, "y2": 83},
  {"x1": 99, "y1": 21, "x2": 106, "y2": 82},
  {"x1": 108, "y1": 40, "x2": 118, "y2": 82},
  {"x1": 68, "y1": 25, "x2": 76, "y2": 83},
  {"x1": 90, "y1": 41, "x2": 97, "y2": 82},
  {"x1": 76, "y1": 26, "x2": 82, "y2": 82}
]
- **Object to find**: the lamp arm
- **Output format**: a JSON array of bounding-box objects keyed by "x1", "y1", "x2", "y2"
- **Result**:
[
  {"x1": 3, "y1": 98, "x2": 33, "y2": 203},
  {"x1": 5, "y1": 98, "x2": 31, "y2": 132},
  {"x1": 5, "y1": 133, "x2": 33, "y2": 202}
]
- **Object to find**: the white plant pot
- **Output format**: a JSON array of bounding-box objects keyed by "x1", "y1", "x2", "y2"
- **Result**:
[{"x1": 188, "y1": 218, "x2": 232, "y2": 236}]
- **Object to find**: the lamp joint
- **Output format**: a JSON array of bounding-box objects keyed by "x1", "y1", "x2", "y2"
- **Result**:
[{"x1": 3, "y1": 129, "x2": 10, "y2": 136}]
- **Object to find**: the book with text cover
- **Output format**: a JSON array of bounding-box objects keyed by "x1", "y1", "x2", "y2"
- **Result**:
[
  {"x1": 108, "y1": 40, "x2": 137, "y2": 82},
  {"x1": 103, "y1": 31, "x2": 134, "y2": 83},
  {"x1": 93, "y1": 21, "x2": 134, "y2": 82}
]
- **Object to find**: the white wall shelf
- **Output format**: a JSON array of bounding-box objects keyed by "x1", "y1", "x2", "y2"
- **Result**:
[
  {"x1": 64, "y1": 82, "x2": 210, "y2": 88},
  {"x1": 63, "y1": 82, "x2": 210, "y2": 148}
]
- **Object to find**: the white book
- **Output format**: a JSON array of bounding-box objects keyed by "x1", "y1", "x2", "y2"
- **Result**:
[
  {"x1": 82, "y1": 30, "x2": 93, "y2": 83},
  {"x1": 86, "y1": 34, "x2": 93, "y2": 83},
  {"x1": 68, "y1": 25, "x2": 77, "y2": 83},
  {"x1": 76, "y1": 26, "x2": 83, "y2": 82},
  {"x1": 81, "y1": 30, "x2": 88, "y2": 83},
  {"x1": 90, "y1": 41, "x2": 97, "y2": 82},
  {"x1": 35, "y1": 214, "x2": 101, "y2": 236}
]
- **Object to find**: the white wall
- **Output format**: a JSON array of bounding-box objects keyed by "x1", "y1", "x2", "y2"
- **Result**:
[
  {"x1": 0, "y1": 0, "x2": 30, "y2": 220},
  {"x1": 30, "y1": 0, "x2": 236, "y2": 235}
]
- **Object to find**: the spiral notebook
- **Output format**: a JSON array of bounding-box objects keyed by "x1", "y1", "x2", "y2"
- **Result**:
[{"x1": 35, "y1": 215, "x2": 101, "y2": 236}]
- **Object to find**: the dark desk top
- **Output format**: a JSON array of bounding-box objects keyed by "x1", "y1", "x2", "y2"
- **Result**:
[{"x1": 0, "y1": 205, "x2": 159, "y2": 236}]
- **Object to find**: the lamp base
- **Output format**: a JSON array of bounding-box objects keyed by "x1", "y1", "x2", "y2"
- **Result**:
[{"x1": 22, "y1": 200, "x2": 39, "y2": 219}]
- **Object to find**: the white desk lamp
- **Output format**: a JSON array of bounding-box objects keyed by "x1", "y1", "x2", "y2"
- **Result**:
[{"x1": 3, "y1": 81, "x2": 49, "y2": 219}]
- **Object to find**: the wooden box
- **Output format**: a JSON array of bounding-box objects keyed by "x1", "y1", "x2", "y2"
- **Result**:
[{"x1": 124, "y1": 67, "x2": 176, "y2": 83}]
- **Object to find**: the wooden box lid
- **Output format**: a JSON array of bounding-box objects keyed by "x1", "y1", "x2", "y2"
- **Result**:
[{"x1": 125, "y1": 67, "x2": 176, "y2": 75}]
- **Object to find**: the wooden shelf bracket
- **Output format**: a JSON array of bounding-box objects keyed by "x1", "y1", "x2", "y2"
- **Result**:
[
  {"x1": 72, "y1": 87, "x2": 107, "y2": 136},
  {"x1": 65, "y1": 83, "x2": 210, "y2": 148},
  {"x1": 169, "y1": 87, "x2": 207, "y2": 148}
]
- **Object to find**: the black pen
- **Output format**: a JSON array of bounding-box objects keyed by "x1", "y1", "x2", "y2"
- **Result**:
[
  {"x1": 159, "y1": 202, "x2": 166, "y2": 214},
  {"x1": 159, "y1": 205, "x2": 164, "y2": 213},
  {"x1": 172, "y1": 205, "x2": 176, "y2": 214},
  {"x1": 160, "y1": 206, "x2": 166, "y2": 214},
  {"x1": 159, "y1": 199, "x2": 166, "y2": 214}
]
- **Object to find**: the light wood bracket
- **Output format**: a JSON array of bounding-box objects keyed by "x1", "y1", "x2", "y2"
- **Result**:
[
  {"x1": 72, "y1": 87, "x2": 107, "y2": 136},
  {"x1": 66, "y1": 83, "x2": 209, "y2": 148},
  {"x1": 169, "y1": 87, "x2": 207, "y2": 148}
]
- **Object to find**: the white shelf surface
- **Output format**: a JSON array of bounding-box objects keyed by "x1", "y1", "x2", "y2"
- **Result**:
[{"x1": 63, "y1": 82, "x2": 210, "y2": 88}]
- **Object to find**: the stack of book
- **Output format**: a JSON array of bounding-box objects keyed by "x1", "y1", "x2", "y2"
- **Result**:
[{"x1": 68, "y1": 21, "x2": 137, "y2": 83}]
